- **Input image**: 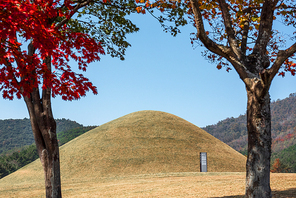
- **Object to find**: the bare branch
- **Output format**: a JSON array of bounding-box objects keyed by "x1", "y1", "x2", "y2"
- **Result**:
[
  {"x1": 253, "y1": 0, "x2": 276, "y2": 55},
  {"x1": 217, "y1": 0, "x2": 242, "y2": 59},
  {"x1": 4, "y1": 35, "x2": 21, "y2": 87},
  {"x1": 42, "y1": 56, "x2": 54, "y2": 122},
  {"x1": 268, "y1": 42, "x2": 296, "y2": 80},
  {"x1": 241, "y1": 14, "x2": 250, "y2": 55},
  {"x1": 23, "y1": 42, "x2": 36, "y2": 85},
  {"x1": 55, "y1": 0, "x2": 93, "y2": 29},
  {"x1": 190, "y1": 0, "x2": 231, "y2": 57},
  {"x1": 4, "y1": 58, "x2": 20, "y2": 88},
  {"x1": 242, "y1": 6, "x2": 262, "y2": 13},
  {"x1": 28, "y1": 41, "x2": 35, "y2": 56},
  {"x1": 190, "y1": 0, "x2": 249, "y2": 80}
]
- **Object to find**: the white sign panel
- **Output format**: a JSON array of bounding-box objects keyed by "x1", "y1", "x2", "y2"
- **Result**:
[{"x1": 200, "y1": 152, "x2": 207, "y2": 172}]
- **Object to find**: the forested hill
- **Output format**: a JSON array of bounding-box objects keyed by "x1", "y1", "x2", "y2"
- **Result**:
[
  {"x1": 0, "y1": 118, "x2": 82, "y2": 154},
  {"x1": 202, "y1": 93, "x2": 296, "y2": 154}
]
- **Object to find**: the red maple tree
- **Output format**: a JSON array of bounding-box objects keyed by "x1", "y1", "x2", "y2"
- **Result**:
[
  {"x1": 1, "y1": 0, "x2": 139, "y2": 197},
  {"x1": 0, "y1": 0, "x2": 103, "y2": 100}
]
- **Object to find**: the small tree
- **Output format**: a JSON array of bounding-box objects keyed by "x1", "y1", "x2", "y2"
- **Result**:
[
  {"x1": 135, "y1": 0, "x2": 296, "y2": 197},
  {"x1": 0, "y1": 0, "x2": 139, "y2": 197},
  {"x1": 270, "y1": 158, "x2": 290, "y2": 173},
  {"x1": 271, "y1": 158, "x2": 282, "y2": 173}
]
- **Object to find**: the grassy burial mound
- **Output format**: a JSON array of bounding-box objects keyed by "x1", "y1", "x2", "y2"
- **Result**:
[{"x1": 0, "y1": 110, "x2": 246, "y2": 186}]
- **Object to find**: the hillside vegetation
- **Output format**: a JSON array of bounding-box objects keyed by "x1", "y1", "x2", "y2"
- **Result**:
[
  {"x1": 0, "y1": 144, "x2": 37, "y2": 179},
  {"x1": 202, "y1": 93, "x2": 296, "y2": 154},
  {"x1": 0, "y1": 118, "x2": 83, "y2": 154},
  {"x1": 0, "y1": 111, "x2": 246, "y2": 188},
  {"x1": 271, "y1": 144, "x2": 296, "y2": 173},
  {"x1": 0, "y1": 126, "x2": 96, "y2": 179}
]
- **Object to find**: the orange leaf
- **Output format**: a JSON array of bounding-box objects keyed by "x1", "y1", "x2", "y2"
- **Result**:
[{"x1": 136, "y1": 6, "x2": 142, "y2": 13}]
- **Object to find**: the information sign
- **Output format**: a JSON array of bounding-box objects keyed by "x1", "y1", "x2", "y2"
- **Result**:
[{"x1": 200, "y1": 152, "x2": 207, "y2": 172}]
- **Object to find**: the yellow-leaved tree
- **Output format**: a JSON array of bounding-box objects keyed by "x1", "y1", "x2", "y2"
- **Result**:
[{"x1": 135, "y1": 0, "x2": 296, "y2": 197}]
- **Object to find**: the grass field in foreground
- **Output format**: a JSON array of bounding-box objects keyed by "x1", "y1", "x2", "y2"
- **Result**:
[{"x1": 0, "y1": 172, "x2": 295, "y2": 197}]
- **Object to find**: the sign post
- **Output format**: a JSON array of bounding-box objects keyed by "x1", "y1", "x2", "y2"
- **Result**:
[{"x1": 200, "y1": 152, "x2": 207, "y2": 172}]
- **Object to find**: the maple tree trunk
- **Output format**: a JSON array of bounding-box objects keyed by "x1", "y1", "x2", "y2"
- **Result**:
[
  {"x1": 24, "y1": 87, "x2": 62, "y2": 198},
  {"x1": 245, "y1": 79, "x2": 272, "y2": 198}
]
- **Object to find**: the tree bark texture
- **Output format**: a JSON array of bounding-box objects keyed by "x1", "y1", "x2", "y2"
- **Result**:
[
  {"x1": 24, "y1": 89, "x2": 62, "y2": 198},
  {"x1": 245, "y1": 78, "x2": 272, "y2": 198}
]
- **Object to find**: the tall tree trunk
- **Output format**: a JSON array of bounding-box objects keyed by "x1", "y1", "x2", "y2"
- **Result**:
[
  {"x1": 24, "y1": 89, "x2": 62, "y2": 198},
  {"x1": 245, "y1": 78, "x2": 272, "y2": 198},
  {"x1": 22, "y1": 47, "x2": 62, "y2": 198}
]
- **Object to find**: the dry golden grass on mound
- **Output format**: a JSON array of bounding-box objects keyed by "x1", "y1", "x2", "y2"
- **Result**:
[
  {"x1": 56, "y1": 110, "x2": 246, "y2": 178},
  {"x1": 1, "y1": 111, "x2": 245, "y2": 182}
]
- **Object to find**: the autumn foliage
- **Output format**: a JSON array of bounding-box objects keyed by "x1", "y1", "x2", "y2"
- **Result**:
[
  {"x1": 0, "y1": 0, "x2": 105, "y2": 101},
  {"x1": 195, "y1": 0, "x2": 296, "y2": 75},
  {"x1": 270, "y1": 158, "x2": 290, "y2": 173},
  {"x1": 270, "y1": 158, "x2": 281, "y2": 173},
  {"x1": 134, "y1": 1, "x2": 296, "y2": 197},
  {"x1": 135, "y1": 0, "x2": 296, "y2": 75}
]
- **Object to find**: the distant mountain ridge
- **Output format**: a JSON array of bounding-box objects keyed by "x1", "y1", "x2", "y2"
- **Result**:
[
  {"x1": 0, "y1": 118, "x2": 82, "y2": 154},
  {"x1": 202, "y1": 92, "x2": 296, "y2": 154}
]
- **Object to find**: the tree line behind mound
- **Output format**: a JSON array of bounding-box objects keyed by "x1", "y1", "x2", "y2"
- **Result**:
[
  {"x1": 202, "y1": 92, "x2": 296, "y2": 173},
  {"x1": 0, "y1": 125, "x2": 96, "y2": 179},
  {"x1": 0, "y1": 118, "x2": 84, "y2": 154}
]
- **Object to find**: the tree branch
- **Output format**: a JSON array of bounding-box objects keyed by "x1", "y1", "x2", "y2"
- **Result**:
[
  {"x1": 26, "y1": 42, "x2": 49, "y2": 144},
  {"x1": 241, "y1": 14, "x2": 250, "y2": 55},
  {"x1": 253, "y1": 0, "x2": 276, "y2": 55},
  {"x1": 217, "y1": 0, "x2": 242, "y2": 59},
  {"x1": 42, "y1": 56, "x2": 55, "y2": 129},
  {"x1": 4, "y1": 58, "x2": 20, "y2": 88},
  {"x1": 268, "y1": 42, "x2": 296, "y2": 80},
  {"x1": 190, "y1": 0, "x2": 232, "y2": 57},
  {"x1": 242, "y1": 6, "x2": 262, "y2": 13},
  {"x1": 22, "y1": 41, "x2": 36, "y2": 85},
  {"x1": 31, "y1": 86, "x2": 56, "y2": 152},
  {"x1": 23, "y1": 95, "x2": 46, "y2": 158},
  {"x1": 190, "y1": 0, "x2": 249, "y2": 80},
  {"x1": 4, "y1": 34, "x2": 22, "y2": 87},
  {"x1": 55, "y1": 0, "x2": 93, "y2": 29}
]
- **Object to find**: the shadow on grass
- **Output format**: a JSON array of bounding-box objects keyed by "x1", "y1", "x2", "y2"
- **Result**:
[{"x1": 210, "y1": 188, "x2": 296, "y2": 198}]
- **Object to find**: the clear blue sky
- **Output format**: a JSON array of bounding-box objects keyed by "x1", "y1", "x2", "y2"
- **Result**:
[{"x1": 0, "y1": 14, "x2": 295, "y2": 128}]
